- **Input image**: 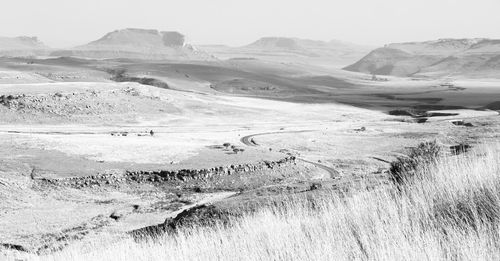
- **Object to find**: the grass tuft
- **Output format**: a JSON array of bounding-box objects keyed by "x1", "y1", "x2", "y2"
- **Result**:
[{"x1": 389, "y1": 140, "x2": 442, "y2": 185}]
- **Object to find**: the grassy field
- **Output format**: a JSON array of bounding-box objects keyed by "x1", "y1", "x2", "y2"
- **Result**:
[{"x1": 21, "y1": 143, "x2": 500, "y2": 261}]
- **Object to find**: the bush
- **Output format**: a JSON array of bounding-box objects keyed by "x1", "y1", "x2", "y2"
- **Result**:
[
  {"x1": 108, "y1": 68, "x2": 169, "y2": 89},
  {"x1": 389, "y1": 141, "x2": 442, "y2": 185}
]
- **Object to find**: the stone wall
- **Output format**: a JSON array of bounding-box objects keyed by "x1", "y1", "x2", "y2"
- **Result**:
[{"x1": 41, "y1": 156, "x2": 296, "y2": 188}]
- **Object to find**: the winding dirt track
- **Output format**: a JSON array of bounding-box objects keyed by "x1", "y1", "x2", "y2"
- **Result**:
[
  {"x1": 240, "y1": 130, "x2": 314, "y2": 146},
  {"x1": 240, "y1": 131, "x2": 339, "y2": 178}
]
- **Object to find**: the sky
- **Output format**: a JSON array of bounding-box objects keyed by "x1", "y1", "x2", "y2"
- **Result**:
[{"x1": 1, "y1": 0, "x2": 500, "y2": 48}]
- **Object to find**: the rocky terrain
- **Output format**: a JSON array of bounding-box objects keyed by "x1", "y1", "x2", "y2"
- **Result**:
[{"x1": 344, "y1": 38, "x2": 500, "y2": 78}]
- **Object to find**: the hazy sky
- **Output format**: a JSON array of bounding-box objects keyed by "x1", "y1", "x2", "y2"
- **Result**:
[{"x1": 1, "y1": 0, "x2": 499, "y2": 48}]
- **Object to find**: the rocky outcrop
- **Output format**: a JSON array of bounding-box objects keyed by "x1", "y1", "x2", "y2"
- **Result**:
[
  {"x1": 41, "y1": 156, "x2": 296, "y2": 189},
  {"x1": 0, "y1": 92, "x2": 120, "y2": 115},
  {"x1": 0, "y1": 87, "x2": 165, "y2": 117}
]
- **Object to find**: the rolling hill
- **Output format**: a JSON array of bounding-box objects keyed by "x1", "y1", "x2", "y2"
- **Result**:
[
  {"x1": 50, "y1": 28, "x2": 215, "y2": 61},
  {"x1": 344, "y1": 38, "x2": 500, "y2": 78}
]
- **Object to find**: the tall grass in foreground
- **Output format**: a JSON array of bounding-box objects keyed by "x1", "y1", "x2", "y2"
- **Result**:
[{"x1": 31, "y1": 144, "x2": 500, "y2": 260}]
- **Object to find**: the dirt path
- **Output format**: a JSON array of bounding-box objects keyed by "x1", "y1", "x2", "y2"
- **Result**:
[
  {"x1": 240, "y1": 130, "x2": 315, "y2": 146},
  {"x1": 240, "y1": 131, "x2": 339, "y2": 178}
]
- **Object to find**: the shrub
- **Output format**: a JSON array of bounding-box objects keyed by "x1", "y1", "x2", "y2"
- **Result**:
[
  {"x1": 108, "y1": 68, "x2": 169, "y2": 89},
  {"x1": 389, "y1": 141, "x2": 442, "y2": 185}
]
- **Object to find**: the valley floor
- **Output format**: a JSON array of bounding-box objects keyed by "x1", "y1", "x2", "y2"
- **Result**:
[{"x1": 0, "y1": 59, "x2": 499, "y2": 258}]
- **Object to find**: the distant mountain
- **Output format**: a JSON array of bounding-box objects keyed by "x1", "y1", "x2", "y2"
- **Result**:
[
  {"x1": 201, "y1": 37, "x2": 372, "y2": 68},
  {"x1": 245, "y1": 37, "x2": 368, "y2": 55},
  {"x1": 344, "y1": 38, "x2": 500, "y2": 78},
  {"x1": 245, "y1": 37, "x2": 305, "y2": 52},
  {"x1": 51, "y1": 28, "x2": 215, "y2": 61},
  {"x1": 0, "y1": 36, "x2": 50, "y2": 57}
]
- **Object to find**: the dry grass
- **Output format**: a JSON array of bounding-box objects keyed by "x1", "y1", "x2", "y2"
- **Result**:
[{"x1": 19, "y1": 144, "x2": 500, "y2": 260}]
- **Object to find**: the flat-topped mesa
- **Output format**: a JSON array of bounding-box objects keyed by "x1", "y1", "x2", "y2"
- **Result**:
[
  {"x1": 201, "y1": 36, "x2": 373, "y2": 67},
  {"x1": 51, "y1": 28, "x2": 213, "y2": 61},
  {"x1": 237, "y1": 36, "x2": 373, "y2": 64},
  {"x1": 0, "y1": 36, "x2": 50, "y2": 57},
  {"x1": 344, "y1": 38, "x2": 500, "y2": 77},
  {"x1": 87, "y1": 28, "x2": 188, "y2": 48},
  {"x1": 0, "y1": 36, "x2": 48, "y2": 50},
  {"x1": 245, "y1": 37, "x2": 370, "y2": 51},
  {"x1": 246, "y1": 37, "x2": 304, "y2": 50}
]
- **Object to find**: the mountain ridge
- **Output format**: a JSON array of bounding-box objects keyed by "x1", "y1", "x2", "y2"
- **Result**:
[{"x1": 344, "y1": 38, "x2": 500, "y2": 77}]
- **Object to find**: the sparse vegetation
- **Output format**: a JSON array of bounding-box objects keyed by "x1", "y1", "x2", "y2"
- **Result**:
[
  {"x1": 232, "y1": 148, "x2": 244, "y2": 154},
  {"x1": 108, "y1": 68, "x2": 169, "y2": 89},
  {"x1": 22, "y1": 143, "x2": 500, "y2": 261}
]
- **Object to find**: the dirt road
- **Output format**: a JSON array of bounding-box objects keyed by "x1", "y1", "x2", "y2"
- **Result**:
[{"x1": 240, "y1": 131, "x2": 339, "y2": 178}]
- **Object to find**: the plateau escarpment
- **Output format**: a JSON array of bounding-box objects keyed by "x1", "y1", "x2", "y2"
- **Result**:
[
  {"x1": 0, "y1": 36, "x2": 50, "y2": 57},
  {"x1": 344, "y1": 38, "x2": 500, "y2": 78},
  {"x1": 201, "y1": 37, "x2": 373, "y2": 68},
  {"x1": 50, "y1": 28, "x2": 214, "y2": 61}
]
